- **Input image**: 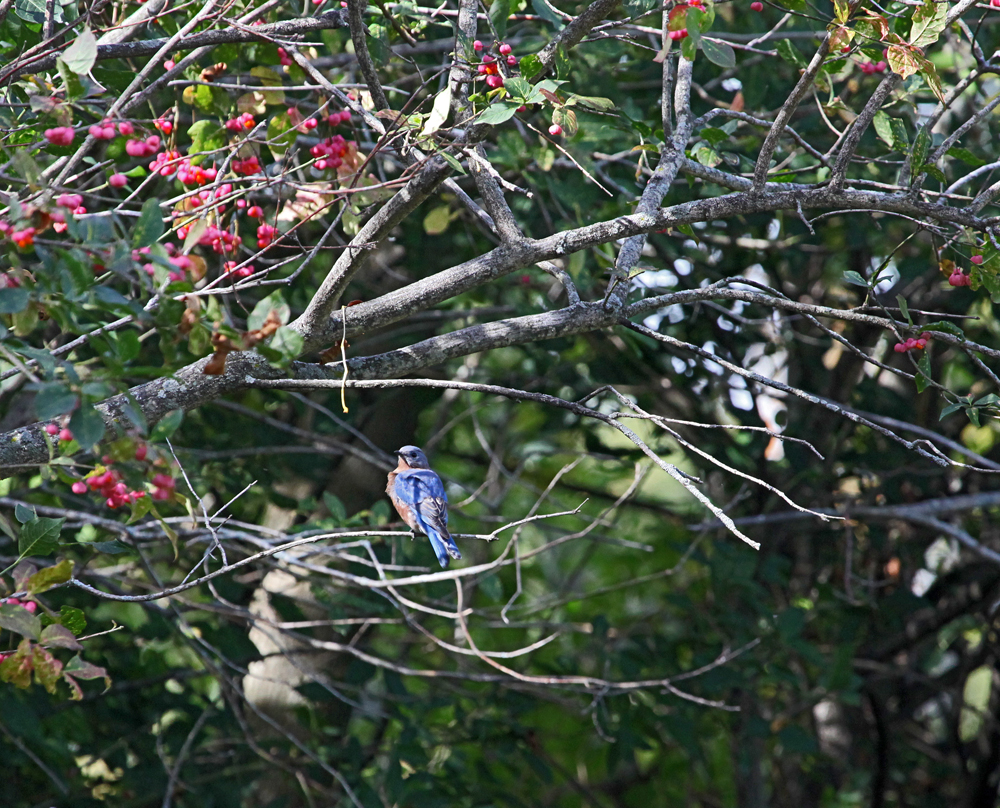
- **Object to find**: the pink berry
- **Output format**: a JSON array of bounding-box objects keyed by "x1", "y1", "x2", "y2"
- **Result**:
[
  {"x1": 972, "y1": 255, "x2": 984, "y2": 265},
  {"x1": 247, "y1": 205, "x2": 264, "y2": 218},
  {"x1": 44, "y1": 127, "x2": 75, "y2": 146},
  {"x1": 119, "y1": 121, "x2": 134, "y2": 136},
  {"x1": 507, "y1": 55, "x2": 517, "y2": 65},
  {"x1": 72, "y1": 481, "x2": 87, "y2": 494},
  {"x1": 919, "y1": 332, "x2": 931, "y2": 341},
  {"x1": 58, "y1": 428, "x2": 73, "y2": 441},
  {"x1": 109, "y1": 173, "x2": 128, "y2": 187},
  {"x1": 164, "y1": 59, "x2": 176, "y2": 70},
  {"x1": 499, "y1": 43, "x2": 512, "y2": 55},
  {"x1": 486, "y1": 75, "x2": 504, "y2": 89},
  {"x1": 915, "y1": 339, "x2": 927, "y2": 350},
  {"x1": 751, "y1": 1, "x2": 763, "y2": 10},
  {"x1": 473, "y1": 40, "x2": 483, "y2": 51},
  {"x1": 339, "y1": 109, "x2": 351, "y2": 123},
  {"x1": 45, "y1": 423, "x2": 59, "y2": 435},
  {"x1": 893, "y1": 343, "x2": 906, "y2": 353},
  {"x1": 949, "y1": 272, "x2": 965, "y2": 287},
  {"x1": 135, "y1": 444, "x2": 148, "y2": 461},
  {"x1": 548, "y1": 124, "x2": 563, "y2": 136}
]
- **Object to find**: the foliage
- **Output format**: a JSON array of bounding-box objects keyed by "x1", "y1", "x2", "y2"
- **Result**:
[{"x1": 3, "y1": 0, "x2": 1000, "y2": 805}]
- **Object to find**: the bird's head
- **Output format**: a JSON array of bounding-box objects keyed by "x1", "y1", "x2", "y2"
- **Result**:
[{"x1": 396, "y1": 445, "x2": 430, "y2": 469}]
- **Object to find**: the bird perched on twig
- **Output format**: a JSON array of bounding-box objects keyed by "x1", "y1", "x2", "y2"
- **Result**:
[{"x1": 386, "y1": 445, "x2": 461, "y2": 568}]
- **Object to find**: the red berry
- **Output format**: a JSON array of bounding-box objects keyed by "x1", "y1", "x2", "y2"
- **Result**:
[
  {"x1": 548, "y1": 124, "x2": 563, "y2": 136},
  {"x1": 135, "y1": 444, "x2": 148, "y2": 461},
  {"x1": 751, "y1": 2, "x2": 763, "y2": 10}
]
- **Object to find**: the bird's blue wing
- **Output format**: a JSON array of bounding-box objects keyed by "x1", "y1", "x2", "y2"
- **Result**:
[{"x1": 394, "y1": 470, "x2": 460, "y2": 567}]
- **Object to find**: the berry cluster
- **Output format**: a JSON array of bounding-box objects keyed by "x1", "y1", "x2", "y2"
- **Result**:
[
  {"x1": 44, "y1": 127, "x2": 75, "y2": 146},
  {"x1": 948, "y1": 269, "x2": 972, "y2": 287},
  {"x1": 88, "y1": 119, "x2": 117, "y2": 140},
  {"x1": 257, "y1": 223, "x2": 278, "y2": 248},
  {"x1": 225, "y1": 113, "x2": 256, "y2": 132},
  {"x1": 73, "y1": 465, "x2": 146, "y2": 509},
  {"x1": 44, "y1": 423, "x2": 74, "y2": 442},
  {"x1": 473, "y1": 40, "x2": 517, "y2": 89},
  {"x1": 860, "y1": 61, "x2": 888, "y2": 75},
  {"x1": 310, "y1": 133, "x2": 351, "y2": 170},
  {"x1": 894, "y1": 332, "x2": 931, "y2": 353},
  {"x1": 232, "y1": 155, "x2": 262, "y2": 176},
  {"x1": 126, "y1": 135, "x2": 162, "y2": 157}
]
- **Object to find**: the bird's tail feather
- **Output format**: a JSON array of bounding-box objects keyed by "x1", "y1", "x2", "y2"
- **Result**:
[{"x1": 427, "y1": 529, "x2": 461, "y2": 568}]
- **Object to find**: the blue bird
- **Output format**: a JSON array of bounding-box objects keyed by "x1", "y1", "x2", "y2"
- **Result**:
[{"x1": 386, "y1": 445, "x2": 461, "y2": 568}]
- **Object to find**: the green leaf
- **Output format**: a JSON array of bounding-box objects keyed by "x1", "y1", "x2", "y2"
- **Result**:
[
  {"x1": 62, "y1": 26, "x2": 97, "y2": 75},
  {"x1": 0, "y1": 288, "x2": 29, "y2": 314},
  {"x1": 324, "y1": 492, "x2": 347, "y2": 523},
  {"x1": 873, "y1": 111, "x2": 907, "y2": 152},
  {"x1": 439, "y1": 151, "x2": 466, "y2": 175},
  {"x1": 895, "y1": 295, "x2": 912, "y2": 325},
  {"x1": 64, "y1": 655, "x2": 110, "y2": 685},
  {"x1": 776, "y1": 39, "x2": 807, "y2": 68},
  {"x1": 701, "y1": 38, "x2": 735, "y2": 68},
  {"x1": 567, "y1": 94, "x2": 616, "y2": 112},
  {"x1": 531, "y1": 0, "x2": 563, "y2": 26},
  {"x1": 39, "y1": 624, "x2": 82, "y2": 649},
  {"x1": 921, "y1": 320, "x2": 964, "y2": 338},
  {"x1": 923, "y1": 164, "x2": 946, "y2": 183},
  {"x1": 915, "y1": 372, "x2": 929, "y2": 394},
  {"x1": 265, "y1": 113, "x2": 297, "y2": 158},
  {"x1": 959, "y1": 666, "x2": 992, "y2": 742},
  {"x1": 26, "y1": 559, "x2": 73, "y2": 594},
  {"x1": 967, "y1": 406, "x2": 981, "y2": 427},
  {"x1": 270, "y1": 326, "x2": 304, "y2": 364},
  {"x1": 14, "y1": 0, "x2": 56, "y2": 25},
  {"x1": 132, "y1": 198, "x2": 164, "y2": 248},
  {"x1": 0, "y1": 604, "x2": 41, "y2": 640},
  {"x1": 910, "y1": 127, "x2": 930, "y2": 181},
  {"x1": 69, "y1": 404, "x2": 106, "y2": 448},
  {"x1": 917, "y1": 351, "x2": 932, "y2": 381},
  {"x1": 939, "y1": 402, "x2": 964, "y2": 420},
  {"x1": 478, "y1": 102, "x2": 520, "y2": 126},
  {"x1": 908, "y1": 0, "x2": 948, "y2": 49},
  {"x1": 14, "y1": 504, "x2": 35, "y2": 524},
  {"x1": 19, "y1": 517, "x2": 64, "y2": 557},
  {"x1": 34, "y1": 383, "x2": 77, "y2": 419},
  {"x1": 187, "y1": 119, "x2": 227, "y2": 165},
  {"x1": 489, "y1": 0, "x2": 510, "y2": 40},
  {"x1": 13, "y1": 149, "x2": 42, "y2": 189},
  {"x1": 552, "y1": 107, "x2": 578, "y2": 137},
  {"x1": 503, "y1": 77, "x2": 532, "y2": 103},
  {"x1": 150, "y1": 409, "x2": 184, "y2": 442},
  {"x1": 843, "y1": 270, "x2": 869, "y2": 288},
  {"x1": 519, "y1": 53, "x2": 543, "y2": 81},
  {"x1": 57, "y1": 605, "x2": 87, "y2": 635},
  {"x1": 248, "y1": 291, "x2": 290, "y2": 331},
  {"x1": 948, "y1": 147, "x2": 985, "y2": 168}
]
